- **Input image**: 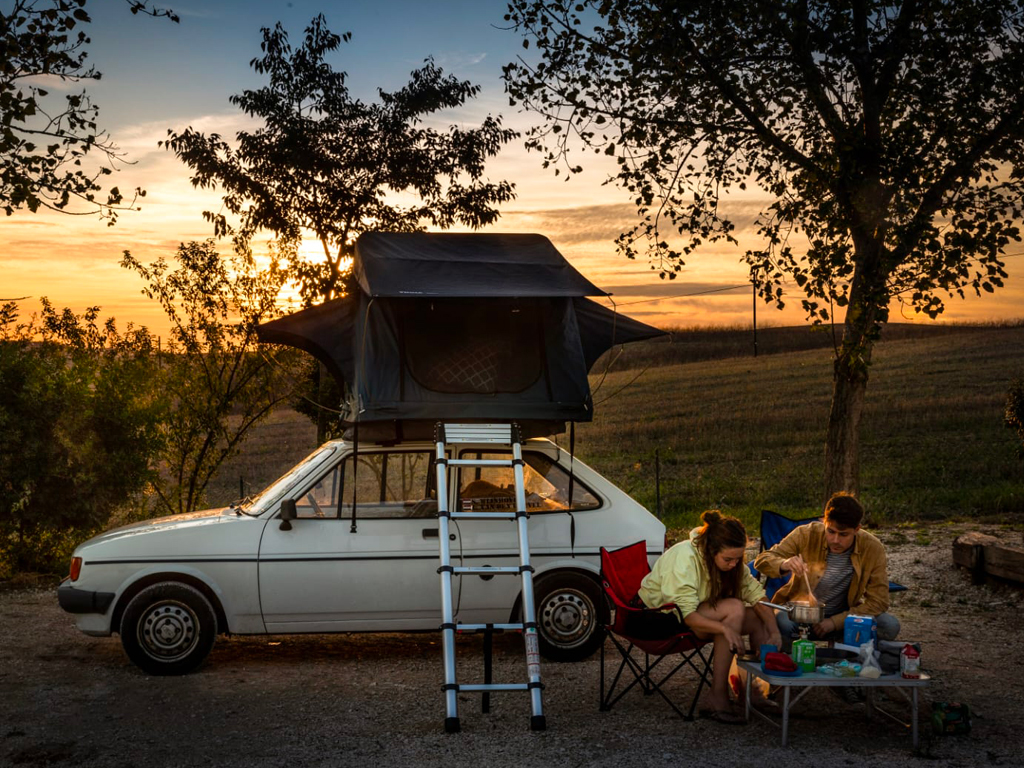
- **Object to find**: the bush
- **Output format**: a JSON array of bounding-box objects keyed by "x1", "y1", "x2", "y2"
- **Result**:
[
  {"x1": 1007, "y1": 377, "x2": 1024, "y2": 461},
  {"x1": 0, "y1": 302, "x2": 163, "y2": 575}
]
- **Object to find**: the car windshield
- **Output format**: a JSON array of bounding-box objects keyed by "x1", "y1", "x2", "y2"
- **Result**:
[{"x1": 242, "y1": 444, "x2": 342, "y2": 516}]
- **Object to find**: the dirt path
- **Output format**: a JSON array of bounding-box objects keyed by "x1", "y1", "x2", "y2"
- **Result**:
[{"x1": 2, "y1": 523, "x2": 1021, "y2": 768}]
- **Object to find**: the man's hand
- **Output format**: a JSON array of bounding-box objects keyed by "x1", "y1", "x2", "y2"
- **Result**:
[
  {"x1": 782, "y1": 554, "x2": 808, "y2": 577},
  {"x1": 811, "y1": 618, "x2": 835, "y2": 638}
]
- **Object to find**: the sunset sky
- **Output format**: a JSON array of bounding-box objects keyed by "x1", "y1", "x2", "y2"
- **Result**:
[{"x1": 4, "y1": 0, "x2": 1022, "y2": 338}]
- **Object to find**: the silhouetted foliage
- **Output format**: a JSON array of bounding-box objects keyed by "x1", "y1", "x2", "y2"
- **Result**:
[
  {"x1": 1007, "y1": 378, "x2": 1024, "y2": 462},
  {"x1": 163, "y1": 14, "x2": 517, "y2": 304},
  {"x1": 292, "y1": 356, "x2": 344, "y2": 441},
  {"x1": 0, "y1": 0, "x2": 177, "y2": 222},
  {"x1": 0, "y1": 301, "x2": 163, "y2": 574},
  {"x1": 122, "y1": 240, "x2": 297, "y2": 516},
  {"x1": 505, "y1": 0, "x2": 1024, "y2": 495}
]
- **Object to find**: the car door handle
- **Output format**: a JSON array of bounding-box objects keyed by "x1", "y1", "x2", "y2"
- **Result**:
[{"x1": 422, "y1": 529, "x2": 455, "y2": 540}]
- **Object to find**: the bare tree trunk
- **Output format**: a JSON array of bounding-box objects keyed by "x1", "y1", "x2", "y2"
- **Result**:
[
  {"x1": 824, "y1": 350, "x2": 870, "y2": 497},
  {"x1": 824, "y1": 272, "x2": 881, "y2": 499}
]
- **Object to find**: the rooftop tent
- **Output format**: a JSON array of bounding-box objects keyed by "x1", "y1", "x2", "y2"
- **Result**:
[{"x1": 257, "y1": 233, "x2": 665, "y2": 436}]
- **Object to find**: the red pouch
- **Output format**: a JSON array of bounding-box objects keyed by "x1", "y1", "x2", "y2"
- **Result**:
[{"x1": 764, "y1": 652, "x2": 798, "y2": 672}]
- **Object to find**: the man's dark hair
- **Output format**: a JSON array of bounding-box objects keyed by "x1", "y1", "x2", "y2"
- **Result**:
[{"x1": 823, "y1": 492, "x2": 864, "y2": 529}]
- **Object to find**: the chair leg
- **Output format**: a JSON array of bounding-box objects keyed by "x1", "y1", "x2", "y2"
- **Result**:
[
  {"x1": 603, "y1": 638, "x2": 648, "y2": 709},
  {"x1": 682, "y1": 644, "x2": 714, "y2": 721},
  {"x1": 600, "y1": 638, "x2": 714, "y2": 722}
]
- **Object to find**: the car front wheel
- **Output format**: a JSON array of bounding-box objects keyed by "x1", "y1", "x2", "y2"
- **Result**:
[
  {"x1": 533, "y1": 572, "x2": 605, "y2": 662},
  {"x1": 120, "y1": 582, "x2": 217, "y2": 676}
]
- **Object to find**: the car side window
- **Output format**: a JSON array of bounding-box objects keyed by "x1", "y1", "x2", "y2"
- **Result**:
[
  {"x1": 296, "y1": 451, "x2": 437, "y2": 519},
  {"x1": 457, "y1": 451, "x2": 600, "y2": 513},
  {"x1": 340, "y1": 451, "x2": 437, "y2": 519},
  {"x1": 295, "y1": 462, "x2": 342, "y2": 519}
]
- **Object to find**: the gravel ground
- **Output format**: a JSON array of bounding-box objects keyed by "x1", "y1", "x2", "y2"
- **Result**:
[{"x1": 2, "y1": 522, "x2": 1022, "y2": 768}]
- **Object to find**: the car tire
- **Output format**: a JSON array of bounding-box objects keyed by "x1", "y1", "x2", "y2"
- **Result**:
[
  {"x1": 119, "y1": 582, "x2": 217, "y2": 676},
  {"x1": 533, "y1": 571, "x2": 606, "y2": 662}
]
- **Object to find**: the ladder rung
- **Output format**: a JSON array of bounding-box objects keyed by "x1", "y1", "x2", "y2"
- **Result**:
[
  {"x1": 450, "y1": 511, "x2": 518, "y2": 520},
  {"x1": 454, "y1": 566, "x2": 522, "y2": 575},
  {"x1": 447, "y1": 458, "x2": 514, "y2": 467},
  {"x1": 458, "y1": 684, "x2": 530, "y2": 692},
  {"x1": 456, "y1": 623, "x2": 524, "y2": 631},
  {"x1": 441, "y1": 423, "x2": 514, "y2": 444}
]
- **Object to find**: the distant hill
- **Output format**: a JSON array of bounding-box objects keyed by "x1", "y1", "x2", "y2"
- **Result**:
[{"x1": 596, "y1": 320, "x2": 1024, "y2": 373}]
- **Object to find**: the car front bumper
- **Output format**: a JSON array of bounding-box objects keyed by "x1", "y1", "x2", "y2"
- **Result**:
[{"x1": 57, "y1": 582, "x2": 115, "y2": 615}]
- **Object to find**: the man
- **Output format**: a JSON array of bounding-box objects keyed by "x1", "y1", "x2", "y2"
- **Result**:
[{"x1": 753, "y1": 493, "x2": 899, "y2": 650}]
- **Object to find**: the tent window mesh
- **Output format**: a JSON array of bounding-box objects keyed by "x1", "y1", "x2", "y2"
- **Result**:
[{"x1": 403, "y1": 300, "x2": 543, "y2": 394}]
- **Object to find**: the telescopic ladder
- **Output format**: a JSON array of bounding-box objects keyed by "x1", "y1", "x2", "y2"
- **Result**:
[{"x1": 433, "y1": 422, "x2": 545, "y2": 733}]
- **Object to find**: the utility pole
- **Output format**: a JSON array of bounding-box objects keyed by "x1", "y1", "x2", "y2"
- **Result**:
[{"x1": 752, "y1": 270, "x2": 759, "y2": 358}]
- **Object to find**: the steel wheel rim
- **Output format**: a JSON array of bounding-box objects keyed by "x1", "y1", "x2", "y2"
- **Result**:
[
  {"x1": 138, "y1": 599, "x2": 200, "y2": 662},
  {"x1": 538, "y1": 587, "x2": 593, "y2": 649}
]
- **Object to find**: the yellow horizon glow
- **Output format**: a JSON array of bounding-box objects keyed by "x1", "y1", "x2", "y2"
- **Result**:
[{"x1": 2, "y1": 118, "x2": 1022, "y2": 340}]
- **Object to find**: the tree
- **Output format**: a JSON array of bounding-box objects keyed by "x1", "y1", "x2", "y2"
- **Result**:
[
  {"x1": 1, "y1": 0, "x2": 176, "y2": 222},
  {"x1": 504, "y1": 0, "x2": 1024, "y2": 496},
  {"x1": 162, "y1": 13, "x2": 518, "y2": 305},
  {"x1": 121, "y1": 240, "x2": 296, "y2": 516},
  {"x1": 1008, "y1": 377, "x2": 1024, "y2": 462},
  {"x1": 0, "y1": 299, "x2": 162, "y2": 574}
]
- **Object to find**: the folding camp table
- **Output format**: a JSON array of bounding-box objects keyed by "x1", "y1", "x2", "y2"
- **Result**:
[{"x1": 738, "y1": 660, "x2": 931, "y2": 748}]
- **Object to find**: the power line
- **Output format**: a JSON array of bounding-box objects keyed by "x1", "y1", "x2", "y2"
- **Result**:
[
  {"x1": 612, "y1": 283, "x2": 749, "y2": 307},
  {"x1": 610, "y1": 249, "x2": 1024, "y2": 309}
]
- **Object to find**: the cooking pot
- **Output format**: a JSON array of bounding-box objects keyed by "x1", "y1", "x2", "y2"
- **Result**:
[{"x1": 759, "y1": 600, "x2": 825, "y2": 625}]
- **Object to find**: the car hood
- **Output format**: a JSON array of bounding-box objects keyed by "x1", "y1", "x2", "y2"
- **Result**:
[{"x1": 77, "y1": 507, "x2": 241, "y2": 550}]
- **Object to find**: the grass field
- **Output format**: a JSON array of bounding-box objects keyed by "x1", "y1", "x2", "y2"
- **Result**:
[{"x1": 209, "y1": 323, "x2": 1024, "y2": 534}]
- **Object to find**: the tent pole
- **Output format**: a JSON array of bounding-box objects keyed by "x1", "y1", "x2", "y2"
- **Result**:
[{"x1": 350, "y1": 421, "x2": 359, "y2": 533}]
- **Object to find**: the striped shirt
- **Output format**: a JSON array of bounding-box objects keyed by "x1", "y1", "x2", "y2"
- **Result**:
[{"x1": 814, "y1": 550, "x2": 853, "y2": 618}]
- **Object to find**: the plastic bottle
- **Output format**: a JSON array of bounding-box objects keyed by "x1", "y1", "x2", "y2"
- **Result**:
[
  {"x1": 900, "y1": 644, "x2": 921, "y2": 679},
  {"x1": 791, "y1": 637, "x2": 816, "y2": 673}
]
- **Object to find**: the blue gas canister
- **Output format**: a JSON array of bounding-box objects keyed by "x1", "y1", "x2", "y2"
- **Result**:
[{"x1": 843, "y1": 614, "x2": 877, "y2": 645}]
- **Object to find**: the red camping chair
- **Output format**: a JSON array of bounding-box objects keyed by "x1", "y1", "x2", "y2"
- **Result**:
[{"x1": 599, "y1": 541, "x2": 713, "y2": 721}]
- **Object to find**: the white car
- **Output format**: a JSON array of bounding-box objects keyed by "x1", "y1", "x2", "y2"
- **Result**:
[{"x1": 58, "y1": 437, "x2": 664, "y2": 675}]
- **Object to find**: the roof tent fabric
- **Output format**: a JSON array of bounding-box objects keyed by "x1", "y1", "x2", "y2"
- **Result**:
[
  {"x1": 257, "y1": 232, "x2": 665, "y2": 429},
  {"x1": 355, "y1": 232, "x2": 605, "y2": 297}
]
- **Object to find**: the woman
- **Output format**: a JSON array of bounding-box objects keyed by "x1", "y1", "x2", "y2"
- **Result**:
[{"x1": 633, "y1": 510, "x2": 780, "y2": 723}]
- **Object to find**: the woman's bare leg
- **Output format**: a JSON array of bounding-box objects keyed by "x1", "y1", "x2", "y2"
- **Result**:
[
  {"x1": 692, "y1": 598, "x2": 744, "y2": 711},
  {"x1": 738, "y1": 606, "x2": 772, "y2": 702},
  {"x1": 741, "y1": 605, "x2": 769, "y2": 651}
]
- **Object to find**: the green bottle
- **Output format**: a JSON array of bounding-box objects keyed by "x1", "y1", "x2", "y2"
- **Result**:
[{"x1": 791, "y1": 637, "x2": 816, "y2": 673}]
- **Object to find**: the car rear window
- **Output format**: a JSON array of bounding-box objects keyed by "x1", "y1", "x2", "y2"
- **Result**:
[{"x1": 456, "y1": 451, "x2": 600, "y2": 514}]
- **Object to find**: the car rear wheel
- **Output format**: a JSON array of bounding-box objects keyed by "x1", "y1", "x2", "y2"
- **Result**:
[
  {"x1": 120, "y1": 582, "x2": 217, "y2": 676},
  {"x1": 533, "y1": 572, "x2": 605, "y2": 662}
]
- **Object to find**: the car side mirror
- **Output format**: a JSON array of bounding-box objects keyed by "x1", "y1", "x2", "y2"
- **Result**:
[{"x1": 279, "y1": 499, "x2": 297, "y2": 531}]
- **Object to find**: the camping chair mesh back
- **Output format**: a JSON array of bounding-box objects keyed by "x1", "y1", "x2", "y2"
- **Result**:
[{"x1": 599, "y1": 541, "x2": 712, "y2": 721}]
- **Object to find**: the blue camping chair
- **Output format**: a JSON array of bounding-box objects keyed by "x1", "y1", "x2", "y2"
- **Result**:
[{"x1": 749, "y1": 509, "x2": 906, "y2": 599}]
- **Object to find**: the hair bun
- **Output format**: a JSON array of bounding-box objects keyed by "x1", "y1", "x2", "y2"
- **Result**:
[{"x1": 700, "y1": 509, "x2": 723, "y2": 526}]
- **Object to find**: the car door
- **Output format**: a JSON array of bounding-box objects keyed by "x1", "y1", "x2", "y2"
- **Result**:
[{"x1": 258, "y1": 448, "x2": 457, "y2": 632}]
